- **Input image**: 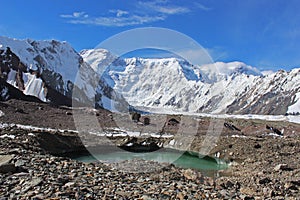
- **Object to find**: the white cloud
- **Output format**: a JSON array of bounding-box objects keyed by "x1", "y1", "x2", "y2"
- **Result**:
[
  {"x1": 60, "y1": 12, "x2": 88, "y2": 19},
  {"x1": 60, "y1": 1, "x2": 208, "y2": 27},
  {"x1": 68, "y1": 15, "x2": 165, "y2": 27},
  {"x1": 177, "y1": 48, "x2": 213, "y2": 65},
  {"x1": 138, "y1": 1, "x2": 190, "y2": 15},
  {"x1": 175, "y1": 46, "x2": 229, "y2": 65},
  {"x1": 261, "y1": 70, "x2": 275, "y2": 76},
  {"x1": 109, "y1": 9, "x2": 129, "y2": 17},
  {"x1": 194, "y1": 2, "x2": 212, "y2": 11},
  {"x1": 206, "y1": 47, "x2": 228, "y2": 61}
]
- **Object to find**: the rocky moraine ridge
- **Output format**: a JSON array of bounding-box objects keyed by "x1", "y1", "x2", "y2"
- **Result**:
[{"x1": 0, "y1": 99, "x2": 300, "y2": 199}]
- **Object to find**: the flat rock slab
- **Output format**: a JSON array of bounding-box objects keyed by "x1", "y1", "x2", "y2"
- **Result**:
[{"x1": 0, "y1": 154, "x2": 16, "y2": 173}]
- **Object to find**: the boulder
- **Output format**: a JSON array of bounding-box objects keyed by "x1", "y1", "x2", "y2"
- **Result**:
[
  {"x1": 274, "y1": 164, "x2": 293, "y2": 171},
  {"x1": 0, "y1": 155, "x2": 16, "y2": 173}
]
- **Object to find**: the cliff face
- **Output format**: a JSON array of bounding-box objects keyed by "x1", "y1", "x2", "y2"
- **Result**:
[{"x1": 0, "y1": 36, "x2": 128, "y2": 110}]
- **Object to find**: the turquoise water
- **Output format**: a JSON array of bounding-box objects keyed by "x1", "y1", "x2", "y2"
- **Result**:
[{"x1": 72, "y1": 148, "x2": 228, "y2": 172}]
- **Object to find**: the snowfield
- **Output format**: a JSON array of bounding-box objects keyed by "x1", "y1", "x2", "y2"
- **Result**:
[{"x1": 81, "y1": 48, "x2": 300, "y2": 115}]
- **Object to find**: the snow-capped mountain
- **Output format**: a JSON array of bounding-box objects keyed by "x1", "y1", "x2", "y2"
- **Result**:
[
  {"x1": 0, "y1": 36, "x2": 127, "y2": 110},
  {"x1": 1, "y1": 35, "x2": 299, "y2": 115},
  {"x1": 81, "y1": 49, "x2": 300, "y2": 115}
]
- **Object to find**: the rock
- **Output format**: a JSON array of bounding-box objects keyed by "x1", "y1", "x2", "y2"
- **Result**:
[
  {"x1": 64, "y1": 182, "x2": 75, "y2": 187},
  {"x1": 274, "y1": 164, "x2": 293, "y2": 171},
  {"x1": 15, "y1": 159, "x2": 26, "y2": 167},
  {"x1": 30, "y1": 177, "x2": 43, "y2": 187},
  {"x1": 254, "y1": 143, "x2": 261, "y2": 149},
  {"x1": 15, "y1": 108, "x2": 25, "y2": 113},
  {"x1": 65, "y1": 111, "x2": 72, "y2": 115},
  {"x1": 291, "y1": 180, "x2": 300, "y2": 186},
  {"x1": 224, "y1": 122, "x2": 241, "y2": 131},
  {"x1": 259, "y1": 177, "x2": 272, "y2": 185},
  {"x1": 219, "y1": 189, "x2": 229, "y2": 197},
  {"x1": 0, "y1": 155, "x2": 16, "y2": 173},
  {"x1": 176, "y1": 192, "x2": 184, "y2": 200},
  {"x1": 225, "y1": 180, "x2": 234, "y2": 188},
  {"x1": 131, "y1": 112, "x2": 141, "y2": 122},
  {"x1": 244, "y1": 196, "x2": 255, "y2": 200},
  {"x1": 0, "y1": 163, "x2": 16, "y2": 173},
  {"x1": 167, "y1": 118, "x2": 180, "y2": 126},
  {"x1": 240, "y1": 187, "x2": 255, "y2": 196},
  {"x1": 143, "y1": 117, "x2": 151, "y2": 125},
  {"x1": 183, "y1": 169, "x2": 198, "y2": 181},
  {"x1": 269, "y1": 190, "x2": 275, "y2": 197},
  {"x1": 285, "y1": 181, "x2": 299, "y2": 191},
  {"x1": 141, "y1": 195, "x2": 154, "y2": 200}
]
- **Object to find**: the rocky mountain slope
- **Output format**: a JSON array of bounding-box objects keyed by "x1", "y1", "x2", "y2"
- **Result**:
[
  {"x1": 81, "y1": 49, "x2": 300, "y2": 115},
  {"x1": 1, "y1": 36, "x2": 299, "y2": 115},
  {"x1": 0, "y1": 36, "x2": 127, "y2": 110}
]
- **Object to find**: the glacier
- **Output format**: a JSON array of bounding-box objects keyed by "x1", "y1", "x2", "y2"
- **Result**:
[{"x1": 81, "y1": 48, "x2": 300, "y2": 115}]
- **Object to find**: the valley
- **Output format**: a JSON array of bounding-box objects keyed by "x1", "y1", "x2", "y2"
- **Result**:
[{"x1": 0, "y1": 36, "x2": 300, "y2": 199}]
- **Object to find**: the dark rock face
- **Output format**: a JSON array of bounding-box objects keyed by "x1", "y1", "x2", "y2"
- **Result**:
[
  {"x1": 168, "y1": 118, "x2": 180, "y2": 126},
  {"x1": 143, "y1": 117, "x2": 150, "y2": 125},
  {"x1": 0, "y1": 45, "x2": 72, "y2": 106},
  {"x1": 131, "y1": 112, "x2": 141, "y2": 122},
  {"x1": 266, "y1": 125, "x2": 283, "y2": 135},
  {"x1": 35, "y1": 132, "x2": 86, "y2": 155},
  {"x1": 0, "y1": 38, "x2": 129, "y2": 110},
  {"x1": 224, "y1": 122, "x2": 241, "y2": 131},
  {"x1": 0, "y1": 155, "x2": 16, "y2": 174},
  {"x1": 0, "y1": 78, "x2": 42, "y2": 102},
  {"x1": 0, "y1": 47, "x2": 27, "y2": 90},
  {"x1": 226, "y1": 70, "x2": 300, "y2": 115}
]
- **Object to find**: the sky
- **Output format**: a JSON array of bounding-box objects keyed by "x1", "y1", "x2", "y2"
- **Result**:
[{"x1": 0, "y1": 0, "x2": 300, "y2": 71}]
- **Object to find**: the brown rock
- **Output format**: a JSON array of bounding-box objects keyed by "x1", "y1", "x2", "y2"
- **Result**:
[{"x1": 240, "y1": 187, "x2": 256, "y2": 196}]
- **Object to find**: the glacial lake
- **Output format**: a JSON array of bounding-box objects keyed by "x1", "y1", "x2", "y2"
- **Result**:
[{"x1": 71, "y1": 148, "x2": 228, "y2": 175}]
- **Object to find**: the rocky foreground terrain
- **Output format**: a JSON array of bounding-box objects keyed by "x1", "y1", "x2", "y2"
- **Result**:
[{"x1": 0, "y1": 99, "x2": 300, "y2": 199}]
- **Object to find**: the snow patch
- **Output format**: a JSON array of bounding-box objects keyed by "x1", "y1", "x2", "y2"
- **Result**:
[
  {"x1": 0, "y1": 110, "x2": 4, "y2": 117},
  {"x1": 24, "y1": 73, "x2": 47, "y2": 101},
  {"x1": 0, "y1": 87, "x2": 9, "y2": 101},
  {"x1": 0, "y1": 134, "x2": 16, "y2": 139},
  {"x1": 287, "y1": 92, "x2": 300, "y2": 114}
]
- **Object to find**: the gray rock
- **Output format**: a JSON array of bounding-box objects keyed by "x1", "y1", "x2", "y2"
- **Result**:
[
  {"x1": 15, "y1": 159, "x2": 26, "y2": 167},
  {"x1": 0, "y1": 155, "x2": 16, "y2": 173},
  {"x1": 274, "y1": 164, "x2": 293, "y2": 171},
  {"x1": 30, "y1": 177, "x2": 43, "y2": 187}
]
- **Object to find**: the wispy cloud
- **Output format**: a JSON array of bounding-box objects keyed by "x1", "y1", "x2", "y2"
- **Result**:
[
  {"x1": 194, "y1": 2, "x2": 212, "y2": 11},
  {"x1": 138, "y1": 0, "x2": 190, "y2": 15},
  {"x1": 60, "y1": 12, "x2": 88, "y2": 19},
  {"x1": 109, "y1": 9, "x2": 129, "y2": 17},
  {"x1": 60, "y1": 1, "x2": 209, "y2": 27},
  {"x1": 207, "y1": 47, "x2": 228, "y2": 61},
  {"x1": 68, "y1": 15, "x2": 165, "y2": 27}
]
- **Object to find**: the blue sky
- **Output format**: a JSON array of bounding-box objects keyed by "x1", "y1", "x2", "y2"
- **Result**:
[{"x1": 0, "y1": 0, "x2": 300, "y2": 71}]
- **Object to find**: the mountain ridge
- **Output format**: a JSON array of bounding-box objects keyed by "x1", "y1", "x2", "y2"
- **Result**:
[
  {"x1": 1, "y1": 36, "x2": 299, "y2": 115},
  {"x1": 81, "y1": 48, "x2": 300, "y2": 115},
  {"x1": 0, "y1": 36, "x2": 128, "y2": 110}
]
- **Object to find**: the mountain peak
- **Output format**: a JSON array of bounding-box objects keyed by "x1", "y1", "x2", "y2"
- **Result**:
[{"x1": 196, "y1": 61, "x2": 262, "y2": 83}]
